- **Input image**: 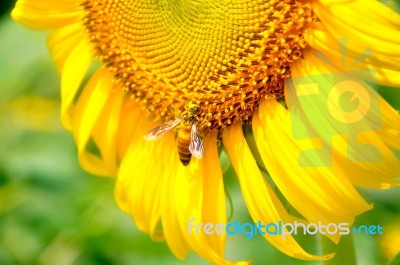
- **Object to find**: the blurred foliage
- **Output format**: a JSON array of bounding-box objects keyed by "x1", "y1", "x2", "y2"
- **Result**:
[
  {"x1": 0, "y1": 0, "x2": 14, "y2": 18},
  {"x1": 1, "y1": 3, "x2": 400, "y2": 265},
  {"x1": 389, "y1": 253, "x2": 400, "y2": 265}
]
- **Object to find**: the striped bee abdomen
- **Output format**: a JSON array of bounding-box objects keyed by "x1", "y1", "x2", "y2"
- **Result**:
[{"x1": 177, "y1": 129, "x2": 192, "y2": 166}]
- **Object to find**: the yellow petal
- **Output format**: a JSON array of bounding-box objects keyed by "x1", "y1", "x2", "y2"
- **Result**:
[
  {"x1": 304, "y1": 25, "x2": 400, "y2": 87},
  {"x1": 375, "y1": 99, "x2": 400, "y2": 151},
  {"x1": 200, "y1": 134, "x2": 227, "y2": 256},
  {"x1": 117, "y1": 122, "x2": 249, "y2": 263},
  {"x1": 115, "y1": 110, "x2": 169, "y2": 240},
  {"x1": 12, "y1": 0, "x2": 80, "y2": 29},
  {"x1": 314, "y1": 0, "x2": 400, "y2": 46},
  {"x1": 308, "y1": 0, "x2": 400, "y2": 87},
  {"x1": 223, "y1": 122, "x2": 336, "y2": 260},
  {"x1": 332, "y1": 139, "x2": 400, "y2": 189},
  {"x1": 91, "y1": 87, "x2": 124, "y2": 177},
  {"x1": 47, "y1": 22, "x2": 88, "y2": 74},
  {"x1": 60, "y1": 36, "x2": 93, "y2": 130},
  {"x1": 160, "y1": 154, "x2": 192, "y2": 259},
  {"x1": 288, "y1": 50, "x2": 400, "y2": 188},
  {"x1": 254, "y1": 98, "x2": 372, "y2": 225},
  {"x1": 115, "y1": 101, "x2": 146, "y2": 160},
  {"x1": 173, "y1": 135, "x2": 249, "y2": 264},
  {"x1": 72, "y1": 68, "x2": 114, "y2": 176},
  {"x1": 78, "y1": 152, "x2": 112, "y2": 177}
]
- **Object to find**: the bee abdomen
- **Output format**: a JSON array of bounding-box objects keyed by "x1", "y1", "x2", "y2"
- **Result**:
[{"x1": 177, "y1": 131, "x2": 191, "y2": 166}]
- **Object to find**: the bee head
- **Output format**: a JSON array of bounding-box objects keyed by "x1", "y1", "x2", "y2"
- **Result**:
[{"x1": 182, "y1": 102, "x2": 201, "y2": 124}]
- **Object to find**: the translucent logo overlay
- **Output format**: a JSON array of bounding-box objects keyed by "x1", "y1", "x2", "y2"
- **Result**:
[
  {"x1": 287, "y1": 41, "x2": 382, "y2": 167},
  {"x1": 188, "y1": 218, "x2": 383, "y2": 240}
]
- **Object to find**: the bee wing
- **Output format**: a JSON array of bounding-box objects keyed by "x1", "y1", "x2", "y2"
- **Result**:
[
  {"x1": 189, "y1": 124, "x2": 204, "y2": 159},
  {"x1": 143, "y1": 118, "x2": 181, "y2": 141}
]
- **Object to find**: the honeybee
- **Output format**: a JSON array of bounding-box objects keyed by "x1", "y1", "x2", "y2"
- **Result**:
[
  {"x1": 143, "y1": 105, "x2": 204, "y2": 166},
  {"x1": 177, "y1": 123, "x2": 203, "y2": 166}
]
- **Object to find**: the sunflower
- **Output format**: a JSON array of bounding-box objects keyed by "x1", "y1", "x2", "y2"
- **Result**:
[{"x1": 12, "y1": 0, "x2": 400, "y2": 264}]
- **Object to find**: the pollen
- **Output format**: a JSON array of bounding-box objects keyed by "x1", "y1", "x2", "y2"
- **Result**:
[{"x1": 81, "y1": 0, "x2": 314, "y2": 134}]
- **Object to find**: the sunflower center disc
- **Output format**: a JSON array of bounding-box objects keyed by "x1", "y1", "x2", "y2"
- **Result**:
[{"x1": 82, "y1": 0, "x2": 314, "y2": 134}]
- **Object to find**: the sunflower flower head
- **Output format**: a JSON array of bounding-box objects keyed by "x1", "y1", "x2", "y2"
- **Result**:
[
  {"x1": 12, "y1": 0, "x2": 400, "y2": 264},
  {"x1": 82, "y1": 0, "x2": 315, "y2": 134}
]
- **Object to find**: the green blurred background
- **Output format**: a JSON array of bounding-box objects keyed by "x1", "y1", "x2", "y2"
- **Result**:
[{"x1": 1, "y1": 1, "x2": 400, "y2": 265}]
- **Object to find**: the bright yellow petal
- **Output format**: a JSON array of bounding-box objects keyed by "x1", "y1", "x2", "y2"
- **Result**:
[
  {"x1": 254, "y1": 98, "x2": 372, "y2": 225},
  {"x1": 308, "y1": 0, "x2": 400, "y2": 87},
  {"x1": 115, "y1": 107, "x2": 236, "y2": 264},
  {"x1": 375, "y1": 99, "x2": 400, "y2": 151},
  {"x1": 304, "y1": 24, "x2": 400, "y2": 87},
  {"x1": 91, "y1": 88, "x2": 124, "y2": 177},
  {"x1": 165, "y1": 135, "x2": 248, "y2": 264},
  {"x1": 12, "y1": 0, "x2": 80, "y2": 29},
  {"x1": 223, "y1": 122, "x2": 336, "y2": 260},
  {"x1": 60, "y1": 36, "x2": 93, "y2": 130},
  {"x1": 47, "y1": 22, "x2": 88, "y2": 74},
  {"x1": 160, "y1": 155, "x2": 192, "y2": 259},
  {"x1": 331, "y1": 140, "x2": 400, "y2": 189},
  {"x1": 115, "y1": 101, "x2": 145, "y2": 161},
  {"x1": 115, "y1": 108, "x2": 168, "y2": 240},
  {"x1": 201, "y1": 134, "x2": 227, "y2": 256},
  {"x1": 288, "y1": 50, "x2": 400, "y2": 188},
  {"x1": 72, "y1": 68, "x2": 114, "y2": 176}
]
